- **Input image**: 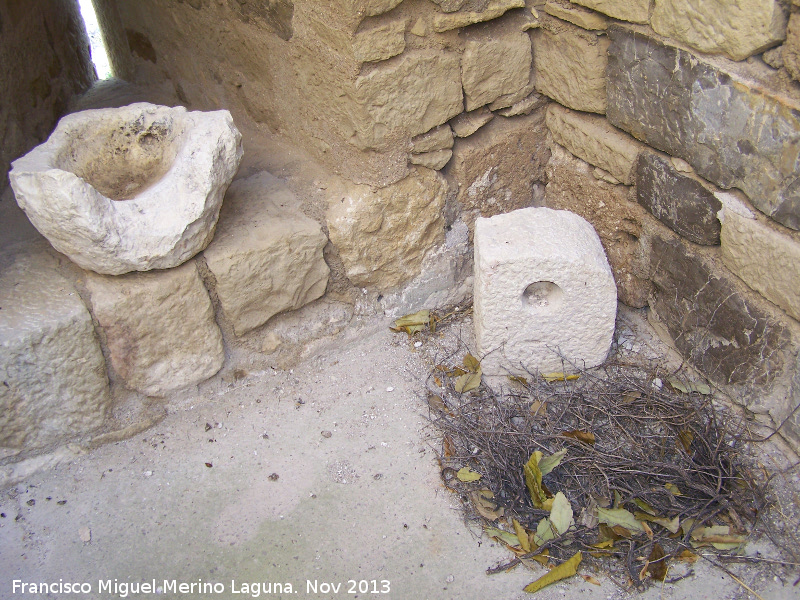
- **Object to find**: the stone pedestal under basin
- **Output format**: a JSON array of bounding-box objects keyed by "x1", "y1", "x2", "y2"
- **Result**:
[{"x1": 9, "y1": 103, "x2": 243, "y2": 275}]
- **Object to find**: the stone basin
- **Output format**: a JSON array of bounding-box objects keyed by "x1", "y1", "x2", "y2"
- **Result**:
[{"x1": 9, "y1": 103, "x2": 243, "y2": 275}]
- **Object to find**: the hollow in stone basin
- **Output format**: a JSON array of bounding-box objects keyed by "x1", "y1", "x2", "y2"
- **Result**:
[{"x1": 10, "y1": 103, "x2": 243, "y2": 275}]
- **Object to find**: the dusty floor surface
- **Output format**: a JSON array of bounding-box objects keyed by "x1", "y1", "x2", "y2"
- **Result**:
[{"x1": 1, "y1": 310, "x2": 799, "y2": 600}]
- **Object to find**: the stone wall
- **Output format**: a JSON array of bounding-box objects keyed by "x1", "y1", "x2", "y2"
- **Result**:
[{"x1": 0, "y1": 0, "x2": 95, "y2": 189}]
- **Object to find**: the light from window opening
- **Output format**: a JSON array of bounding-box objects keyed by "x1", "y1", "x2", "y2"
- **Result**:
[{"x1": 78, "y1": 0, "x2": 112, "y2": 79}]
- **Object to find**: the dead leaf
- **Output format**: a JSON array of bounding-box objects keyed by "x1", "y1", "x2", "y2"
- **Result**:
[
  {"x1": 667, "y1": 377, "x2": 711, "y2": 395},
  {"x1": 635, "y1": 513, "x2": 681, "y2": 534},
  {"x1": 391, "y1": 310, "x2": 430, "y2": 336},
  {"x1": 514, "y1": 519, "x2": 531, "y2": 553},
  {"x1": 562, "y1": 430, "x2": 595, "y2": 445},
  {"x1": 613, "y1": 490, "x2": 623, "y2": 509},
  {"x1": 529, "y1": 400, "x2": 547, "y2": 416},
  {"x1": 621, "y1": 391, "x2": 641, "y2": 404},
  {"x1": 433, "y1": 376, "x2": 442, "y2": 387},
  {"x1": 455, "y1": 369, "x2": 481, "y2": 393},
  {"x1": 676, "y1": 550, "x2": 699, "y2": 563},
  {"x1": 427, "y1": 394, "x2": 447, "y2": 414},
  {"x1": 472, "y1": 490, "x2": 504, "y2": 521},
  {"x1": 509, "y1": 375, "x2": 529, "y2": 385},
  {"x1": 442, "y1": 435, "x2": 456, "y2": 458},
  {"x1": 450, "y1": 367, "x2": 467, "y2": 377},
  {"x1": 582, "y1": 575, "x2": 601, "y2": 586},
  {"x1": 542, "y1": 372, "x2": 580, "y2": 383},
  {"x1": 456, "y1": 467, "x2": 482, "y2": 482},
  {"x1": 597, "y1": 507, "x2": 646, "y2": 533},
  {"x1": 633, "y1": 498, "x2": 657, "y2": 516},
  {"x1": 523, "y1": 552, "x2": 582, "y2": 593},
  {"x1": 677, "y1": 431, "x2": 694, "y2": 453},
  {"x1": 463, "y1": 353, "x2": 481, "y2": 372},
  {"x1": 538, "y1": 449, "x2": 567, "y2": 476},
  {"x1": 534, "y1": 493, "x2": 573, "y2": 545},
  {"x1": 690, "y1": 525, "x2": 746, "y2": 548},
  {"x1": 641, "y1": 520, "x2": 654, "y2": 540},
  {"x1": 646, "y1": 543, "x2": 667, "y2": 581},
  {"x1": 485, "y1": 525, "x2": 520, "y2": 547},
  {"x1": 524, "y1": 451, "x2": 547, "y2": 508},
  {"x1": 665, "y1": 483, "x2": 683, "y2": 496}
]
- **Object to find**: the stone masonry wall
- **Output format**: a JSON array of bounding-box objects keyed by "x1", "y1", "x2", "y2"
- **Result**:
[{"x1": 0, "y1": 0, "x2": 95, "y2": 189}]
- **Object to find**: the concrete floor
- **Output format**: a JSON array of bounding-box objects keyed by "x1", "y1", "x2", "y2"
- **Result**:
[{"x1": 1, "y1": 316, "x2": 798, "y2": 600}]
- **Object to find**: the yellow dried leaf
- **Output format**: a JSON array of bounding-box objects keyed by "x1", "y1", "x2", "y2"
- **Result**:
[
  {"x1": 485, "y1": 525, "x2": 520, "y2": 547},
  {"x1": 582, "y1": 575, "x2": 601, "y2": 586},
  {"x1": 677, "y1": 431, "x2": 694, "y2": 453},
  {"x1": 456, "y1": 467, "x2": 482, "y2": 482},
  {"x1": 541, "y1": 497, "x2": 554, "y2": 512},
  {"x1": 542, "y1": 372, "x2": 580, "y2": 383},
  {"x1": 676, "y1": 550, "x2": 699, "y2": 563},
  {"x1": 633, "y1": 498, "x2": 657, "y2": 516},
  {"x1": 635, "y1": 513, "x2": 681, "y2": 534},
  {"x1": 524, "y1": 451, "x2": 547, "y2": 508},
  {"x1": 621, "y1": 391, "x2": 641, "y2": 404},
  {"x1": 514, "y1": 519, "x2": 531, "y2": 553},
  {"x1": 463, "y1": 353, "x2": 481, "y2": 372},
  {"x1": 529, "y1": 400, "x2": 547, "y2": 416},
  {"x1": 562, "y1": 430, "x2": 595, "y2": 445},
  {"x1": 471, "y1": 490, "x2": 504, "y2": 521},
  {"x1": 641, "y1": 520, "x2": 654, "y2": 540},
  {"x1": 597, "y1": 507, "x2": 646, "y2": 533},
  {"x1": 433, "y1": 376, "x2": 442, "y2": 387},
  {"x1": 455, "y1": 369, "x2": 481, "y2": 393},
  {"x1": 393, "y1": 309, "x2": 430, "y2": 329},
  {"x1": 538, "y1": 449, "x2": 567, "y2": 476},
  {"x1": 427, "y1": 394, "x2": 447, "y2": 414},
  {"x1": 523, "y1": 552, "x2": 582, "y2": 593},
  {"x1": 509, "y1": 375, "x2": 529, "y2": 385},
  {"x1": 665, "y1": 483, "x2": 683, "y2": 496}
]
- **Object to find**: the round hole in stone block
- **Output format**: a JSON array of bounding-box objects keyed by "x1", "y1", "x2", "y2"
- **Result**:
[
  {"x1": 55, "y1": 115, "x2": 183, "y2": 201},
  {"x1": 522, "y1": 281, "x2": 563, "y2": 310}
]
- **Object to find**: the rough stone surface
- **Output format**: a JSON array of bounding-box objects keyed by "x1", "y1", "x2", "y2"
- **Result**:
[
  {"x1": 432, "y1": 0, "x2": 526, "y2": 32},
  {"x1": 544, "y1": 0, "x2": 608, "y2": 30},
  {"x1": 411, "y1": 125, "x2": 454, "y2": 153},
  {"x1": 545, "y1": 144, "x2": 651, "y2": 307},
  {"x1": 569, "y1": 0, "x2": 650, "y2": 23},
  {"x1": 353, "y1": 50, "x2": 463, "y2": 149},
  {"x1": 9, "y1": 104, "x2": 243, "y2": 274},
  {"x1": 785, "y1": 13, "x2": 800, "y2": 82},
  {"x1": 461, "y1": 32, "x2": 532, "y2": 111},
  {"x1": 203, "y1": 173, "x2": 330, "y2": 337},
  {"x1": 636, "y1": 151, "x2": 722, "y2": 246},
  {"x1": 533, "y1": 18, "x2": 609, "y2": 114},
  {"x1": 450, "y1": 107, "x2": 494, "y2": 137},
  {"x1": 446, "y1": 110, "x2": 550, "y2": 230},
  {"x1": 352, "y1": 18, "x2": 407, "y2": 63},
  {"x1": 0, "y1": 0, "x2": 95, "y2": 188},
  {"x1": 648, "y1": 228, "x2": 793, "y2": 388},
  {"x1": 718, "y1": 191, "x2": 800, "y2": 322},
  {"x1": 474, "y1": 207, "x2": 617, "y2": 376},
  {"x1": 409, "y1": 149, "x2": 453, "y2": 170},
  {"x1": 327, "y1": 167, "x2": 449, "y2": 290},
  {"x1": 651, "y1": 0, "x2": 787, "y2": 61},
  {"x1": 546, "y1": 104, "x2": 642, "y2": 185},
  {"x1": 86, "y1": 261, "x2": 224, "y2": 397},
  {"x1": 0, "y1": 251, "x2": 110, "y2": 450},
  {"x1": 607, "y1": 26, "x2": 800, "y2": 231},
  {"x1": 496, "y1": 91, "x2": 549, "y2": 117}
]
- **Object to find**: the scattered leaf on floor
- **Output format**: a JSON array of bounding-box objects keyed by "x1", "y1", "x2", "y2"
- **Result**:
[
  {"x1": 509, "y1": 375, "x2": 529, "y2": 385},
  {"x1": 523, "y1": 551, "x2": 582, "y2": 594},
  {"x1": 635, "y1": 513, "x2": 681, "y2": 534},
  {"x1": 549, "y1": 493, "x2": 574, "y2": 536},
  {"x1": 665, "y1": 483, "x2": 682, "y2": 496},
  {"x1": 442, "y1": 435, "x2": 456, "y2": 458},
  {"x1": 676, "y1": 550, "x2": 699, "y2": 563},
  {"x1": 455, "y1": 370, "x2": 482, "y2": 393},
  {"x1": 667, "y1": 377, "x2": 711, "y2": 395},
  {"x1": 646, "y1": 543, "x2": 667, "y2": 581},
  {"x1": 633, "y1": 498, "x2": 657, "y2": 516},
  {"x1": 427, "y1": 394, "x2": 447, "y2": 414},
  {"x1": 582, "y1": 575, "x2": 601, "y2": 586},
  {"x1": 538, "y1": 449, "x2": 567, "y2": 476},
  {"x1": 562, "y1": 430, "x2": 595, "y2": 445},
  {"x1": 621, "y1": 391, "x2": 641, "y2": 404},
  {"x1": 524, "y1": 451, "x2": 547, "y2": 508},
  {"x1": 472, "y1": 490, "x2": 504, "y2": 521},
  {"x1": 463, "y1": 353, "x2": 481, "y2": 372},
  {"x1": 690, "y1": 525, "x2": 746, "y2": 548},
  {"x1": 596, "y1": 507, "x2": 646, "y2": 533},
  {"x1": 529, "y1": 400, "x2": 547, "y2": 416},
  {"x1": 391, "y1": 310, "x2": 430, "y2": 336},
  {"x1": 613, "y1": 490, "x2": 623, "y2": 509},
  {"x1": 542, "y1": 372, "x2": 580, "y2": 383},
  {"x1": 514, "y1": 519, "x2": 531, "y2": 553},
  {"x1": 457, "y1": 467, "x2": 482, "y2": 482},
  {"x1": 485, "y1": 525, "x2": 520, "y2": 548},
  {"x1": 677, "y1": 431, "x2": 695, "y2": 453}
]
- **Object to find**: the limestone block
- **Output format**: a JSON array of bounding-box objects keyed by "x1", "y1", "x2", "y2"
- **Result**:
[
  {"x1": 648, "y1": 228, "x2": 794, "y2": 388},
  {"x1": 569, "y1": 0, "x2": 650, "y2": 23},
  {"x1": 203, "y1": 173, "x2": 330, "y2": 336},
  {"x1": 636, "y1": 152, "x2": 721, "y2": 246},
  {"x1": 9, "y1": 103, "x2": 243, "y2": 275},
  {"x1": 533, "y1": 19, "x2": 609, "y2": 114},
  {"x1": 784, "y1": 13, "x2": 800, "y2": 82},
  {"x1": 86, "y1": 261, "x2": 224, "y2": 396},
  {"x1": 411, "y1": 125, "x2": 454, "y2": 153},
  {"x1": 432, "y1": 0, "x2": 526, "y2": 32},
  {"x1": 474, "y1": 207, "x2": 617, "y2": 376},
  {"x1": 326, "y1": 167, "x2": 449, "y2": 289},
  {"x1": 545, "y1": 144, "x2": 651, "y2": 307},
  {"x1": 718, "y1": 192, "x2": 800, "y2": 322},
  {"x1": 410, "y1": 150, "x2": 453, "y2": 170},
  {"x1": 0, "y1": 252, "x2": 110, "y2": 450},
  {"x1": 450, "y1": 108, "x2": 494, "y2": 137},
  {"x1": 353, "y1": 50, "x2": 463, "y2": 148},
  {"x1": 651, "y1": 0, "x2": 787, "y2": 61},
  {"x1": 544, "y1": 0, "x2": 608, "y2": 30},
  {"x1": 496, "y1": 92, "x2": 549, "y2": 117},
  {"x1": 429, "y1": 0, "x2": 468, "y2": 11},
  {"x1": 607, "y1": 26, "x2": 800, "y2": 231},
  {"x1": 447, "y1": 110, "x2": 550, "y2": 229},
  {"x1": 546, "y1": 104, "x2": 642, "y2": 185},
  {"x1": 352, "y1": 18, "x2": 407, "y2": 63},
  {"x1": 461, "y1": 32, "x2": 532, "y2": 110},
  {"x1": 488, "y1": 77, "x2": 536, "y2": 111}
]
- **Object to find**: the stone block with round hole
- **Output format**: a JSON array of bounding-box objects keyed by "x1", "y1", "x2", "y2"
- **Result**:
[{"x1": 474, "y1": 207, "x2": 617, "y2": 376}]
